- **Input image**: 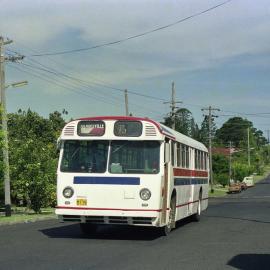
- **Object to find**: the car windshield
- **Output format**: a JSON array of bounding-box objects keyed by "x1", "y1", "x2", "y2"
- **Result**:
[
  {"x1": 60, "y1": 140, "x2": 109, "y2": 173},
  {"x1": 109, "y1": 141, "x2": 160, "y2": 174}
]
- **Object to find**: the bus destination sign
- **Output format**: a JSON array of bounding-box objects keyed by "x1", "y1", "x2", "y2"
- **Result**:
[
  {"x1": 114, "y1": 121, "x2": 142, "y2": 137},
  {"x1": 77, "y1": 121, "x2": 105, "y2": 136}
]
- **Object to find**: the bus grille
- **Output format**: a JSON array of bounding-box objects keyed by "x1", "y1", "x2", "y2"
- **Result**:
[
  {"x1": 64, "y1": 125, "x2": 75, "y2": 136},
  {"x1": 145, "y1": 125, "x2": 157, "y2": 136},
  {"x1": 61, "y1": 215, "x2": 153, "y2": 225}
]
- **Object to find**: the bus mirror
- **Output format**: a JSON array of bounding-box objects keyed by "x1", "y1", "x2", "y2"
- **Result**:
[{"x1": 164, "y1": 143, "x2": 170, "y2": 163}]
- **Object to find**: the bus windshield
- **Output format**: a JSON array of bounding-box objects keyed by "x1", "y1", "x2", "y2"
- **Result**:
[
  {"x1": 109, "y1": 141, "x2": 160, "y2": 174},
  {"x1": 60, "y1": 140, "x2": 109, "y2": 173},
  {"x1": 60, "y1": 140, "x2": 160, "y2": 174}
]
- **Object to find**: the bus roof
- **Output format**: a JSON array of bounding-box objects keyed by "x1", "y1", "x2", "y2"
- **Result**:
[{"x1": 76, "y1": 116, "x2": 208, "y2": 152}]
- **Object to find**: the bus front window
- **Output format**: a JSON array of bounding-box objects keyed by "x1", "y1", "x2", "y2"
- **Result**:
[
  {"x1": 60, "y1": 140, "x2": 109, "y2": 173},
  {"x1": 109, "y1": 141, "x2": 160, "y2": 174}
]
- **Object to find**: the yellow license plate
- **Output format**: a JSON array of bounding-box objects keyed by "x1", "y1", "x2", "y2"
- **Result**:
[{"x1": 76, "y1": 199, "x2": 87, "y2": 206}]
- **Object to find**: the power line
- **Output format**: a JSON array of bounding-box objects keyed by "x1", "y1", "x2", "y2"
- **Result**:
[
  {"x1": 8, "y1": 54, "x2": 270, "y2": 119},
  {"x1": 8, "y1": 62, "x2": 164, "y2": 117},
  {"x1": 218, "y1": 114, "x2": 270, "y2": 119},
  {"x1": 8, "y1": 46, "x2": 166, "y2": 102},
  {"x1": 18, "y1": 61, "x2": 164, "y2": 114},
  {"x1": 7, "y1": 63, "x2": 121, "y2": 108},
  {"x1": 30, "y1": 0, "x2": 233, "y2": 57}
]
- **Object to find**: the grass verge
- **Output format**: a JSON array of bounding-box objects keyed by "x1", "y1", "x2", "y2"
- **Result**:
[
  {"x1": 0, "y1": 207, "x2": 56, "y2": 225},
  {"x1": 208, "y1": 186, "x2": 228, "y2": 198},
  {"x1": 209, "y1": 165, "x2": 270, "y2": 198},
  {"x1": 253, "y1": 165, "x2": 270, "y2": 184}
]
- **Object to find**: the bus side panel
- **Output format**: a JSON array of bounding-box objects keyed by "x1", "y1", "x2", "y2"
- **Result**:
[{"x1": 175, "y1": 185, "x2": 191, "y2": 221}]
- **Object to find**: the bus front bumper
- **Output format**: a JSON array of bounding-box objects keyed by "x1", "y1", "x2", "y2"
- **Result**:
[{"x1": 55, "y1": 206, "x2": 161, "y2": 226}]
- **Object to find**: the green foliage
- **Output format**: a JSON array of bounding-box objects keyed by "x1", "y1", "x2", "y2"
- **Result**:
[
  {"x1": 216, "y1": 117, "x2": 251, "y2": 147},
  {"x1": 199, "y1": 115, "x2": 217, "y2": 147},
  {"x1": 212, "y1": 154, "x2": 229, "y2": 186},
  {"x1": 212, "y1": 154, "x2": 229, "y2": 174},
  {"x1": 163, "y1": 108, "x2": 200, "y2": 139},
  {"x1": 214, "y1": 173, "x2": 228, "y2": 187},
  {"x1": 215, "y1": 117, "x2": 267, "y2": 148},
  {"x1": 232, "y1": 162, "x2": 253, "y2": 181},
  {"x1": 0, "y1": 109, "x2": 65, "y2": 213}
]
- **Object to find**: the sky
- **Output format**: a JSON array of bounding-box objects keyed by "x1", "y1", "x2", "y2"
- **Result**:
[{"x1": 1, "y1": 0, "x2": 270, "y2": 133}]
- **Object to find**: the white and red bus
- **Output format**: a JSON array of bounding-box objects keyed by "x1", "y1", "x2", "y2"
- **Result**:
[{"x1": 55, "y1": 116, "x2": 209, "y2": 235}]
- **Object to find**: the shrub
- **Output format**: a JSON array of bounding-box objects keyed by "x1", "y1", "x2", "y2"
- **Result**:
[{"x1": 215, "y1": 173, "x2": 229, "y2": 187}]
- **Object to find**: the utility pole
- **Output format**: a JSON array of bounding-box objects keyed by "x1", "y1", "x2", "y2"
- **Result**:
[
  {"x1": 163, "y1": 82, "x2": 182, "y2": 130},
  {"x1": 266, "y1": 130, "x2": 270, "y2": 144},
  {"x1": 0, "y1": 36, "x2": 12, "y2": 216},
  {"x1": 201, "y1": 106, "x2": 220, "y2": 193},
  {"x1": 266, "y1": 129, "x2": 270, "y2": 162},
  {"x1": 229, "y1": 141, "x2": 232, "y2": 185},
  {"x1": 124, "y1": 89, "x2": 129, "y2": 116},
  {"x1": 0, "y1": 36, "x2": 24, "y2": 217},
  {"x1": 247, "y1": 127, "x2": 250, "y2": 167}
]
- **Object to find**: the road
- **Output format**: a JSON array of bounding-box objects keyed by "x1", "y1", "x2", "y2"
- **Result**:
[{"x1": 1, "y1": 178, "x2": 270, "y2": 270}]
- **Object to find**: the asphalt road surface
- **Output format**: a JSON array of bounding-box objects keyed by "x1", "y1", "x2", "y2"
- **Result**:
[{"x1": 1, "y1": 178, "x2": 270, "y2": 270}]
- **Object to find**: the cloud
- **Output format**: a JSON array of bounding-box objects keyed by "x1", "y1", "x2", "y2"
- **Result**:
[{"x1": 2, "y1": 0, "x2": 270, "y2": 123}]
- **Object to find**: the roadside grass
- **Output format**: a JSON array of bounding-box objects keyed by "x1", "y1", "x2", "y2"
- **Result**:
[
  {"x1": 208, "y1": 186, "x2": 228, "y2": 198},
  {"x1": 253, "y1": 165, "x2": 270, "y2": 184},
  {"x1": 0, "y1": 207, "x2": 56, "y2": 225},
  {"x1": 209, "y1": 165, "x2": 270, "y2": 198}
]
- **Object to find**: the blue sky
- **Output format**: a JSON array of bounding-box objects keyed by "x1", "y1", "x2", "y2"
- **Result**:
[{"x1": 1, "y1": 0, "x2": 270, "y2": 133}]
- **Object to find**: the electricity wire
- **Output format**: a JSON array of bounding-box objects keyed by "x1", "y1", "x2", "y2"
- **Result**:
[{"x1": 31, "y1": 0, "x2": 233, "y2": 56}]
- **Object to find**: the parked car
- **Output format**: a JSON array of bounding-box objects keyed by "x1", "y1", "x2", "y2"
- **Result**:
[
  {"x1": 228, "y1": 182, "x2": 242, "y2": 193},
  {"x1": 242, "y1": 176, "x2": 254, "y2": 187},
  {"x1": 240, "y1": 182, "x2": 247, "y2": 191}
]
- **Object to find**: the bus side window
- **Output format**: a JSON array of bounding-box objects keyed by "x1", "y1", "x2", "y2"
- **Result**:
[
  {"x1": 164, "y1": 142, "x2": 170, "y2": 163},
  {"x1": 171, "y1": 141, "x2": 175, "y2": 166},
  {"x1": 195, "y1": 149, "x2": 198, "y2": 169},
  {"x1": 177, "y1": 143, "x2": 181, "y2": 167},
  {"x1": 186, "y1": 146, "x2": 190, "y2": 168},
  {"x1": 181, "y1": 144, "x2": 185, "y2": 168}
]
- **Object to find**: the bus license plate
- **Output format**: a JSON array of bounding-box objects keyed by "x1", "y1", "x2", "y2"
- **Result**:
[{"x1": 76, "y1": 199, "x2": 87, "y2": 206}]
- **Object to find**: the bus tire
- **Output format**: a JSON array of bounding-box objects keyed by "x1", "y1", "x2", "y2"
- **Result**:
[
  {"x1": 192, "y1": 194, "x2": 202, "y2": 222},
  {"x1": 161, "y1": 195, "x2": 176, "y2": 236},
  {"x1": 80, "y1": 223, "x2": 97, "y2": 235}
]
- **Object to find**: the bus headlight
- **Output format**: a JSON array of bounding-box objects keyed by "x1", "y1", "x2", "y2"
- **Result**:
[
  {"x1": 140, "y1": 188, "x2": 151, "y2": 201},
  {"x1": 63, "y1": 187, "x2": 74, "y2": 198}
]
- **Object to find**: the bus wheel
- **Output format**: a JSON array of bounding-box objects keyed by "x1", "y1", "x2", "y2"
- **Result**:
[
  {"x1": 192, "y1": 196, "x2": 201, "y2": 222},
  {"x1": 161, "y1": 196, "x2": 176, "y2": 236},
  {"x1": 80, "y1": 223, "x2": 97, "y2": 235}
]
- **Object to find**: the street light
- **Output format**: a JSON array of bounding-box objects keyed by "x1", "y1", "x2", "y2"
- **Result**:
[{"x1": 1, "y1": 80, "x2": 28, "y2": 216}]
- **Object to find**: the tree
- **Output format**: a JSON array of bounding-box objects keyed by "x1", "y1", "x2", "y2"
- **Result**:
[
  {"x1": 215, "y1": 117, "x2": 251, "y2": 147},
  {"x1": 163, "y1": 108, "x2": 199, "y2": 139},
  {"x1": 5, "y1": 109, "x2": 65, "y2": 212},
  {"x1": 199, "y1": 115, "x2": 217, "y2": 147},
  {"x1": 232, "y1": 162, "x2": 253, "y2": 181},
  {"x1": 212, "y1": 154, "x2": 229, "y2": 186}
]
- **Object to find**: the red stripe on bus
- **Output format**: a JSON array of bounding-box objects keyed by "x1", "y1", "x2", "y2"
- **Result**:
[
  {"x1": 57, "y1": 198, "x2": 208, "y2": 212},
  {"x1": 173, "y1": 168, "x2": 208, "y2": 177},
  {"x1": 56, "y1": 206, "x2": 163, "y2": 212},
  {"x1": 176, "y1": 198, "x2": 208, "y2": 208}
]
